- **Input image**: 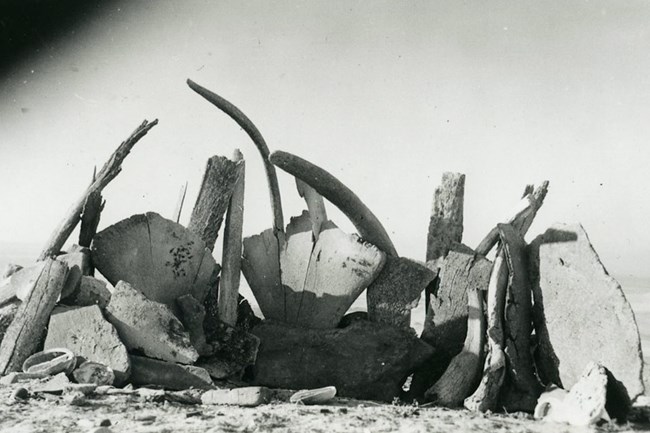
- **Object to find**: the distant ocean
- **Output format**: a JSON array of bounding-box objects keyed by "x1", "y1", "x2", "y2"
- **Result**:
[{"x1": 2, "y1": 242, "x2": 648, "y2": 389}]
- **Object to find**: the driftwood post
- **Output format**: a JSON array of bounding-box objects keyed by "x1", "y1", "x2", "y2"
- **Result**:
[
  {"x1": 424, "y1": 172, "x2": 465, "y2": 316},
  {"x1": 426, "y1": 172, "x2": 465, "y2": 263},
  {"x1": 78, "y1": 168, "x2": 105, "y2": 248},
  {"x1": 498, "y1": 223, "x2": 543, "y2": 412},
  {"x1": 219, "y1": 150, "x2": 246, "y2": 326},
  {"x1": 0, "y1": 259, "x2": 68, "y2": 374},
  {"x1": 38, "y1": 120, "x2": 158, "y2": 260},
  {"x1": 187, "y1": 155, "x2": 240, "y2": 251},
  {"x1": 465, "y1": 182, "x2": 549, "y2": 412}
]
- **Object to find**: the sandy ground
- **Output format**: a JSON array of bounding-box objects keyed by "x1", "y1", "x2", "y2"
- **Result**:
[{"x1": 1, "y1": 385, "x2": 649, "y2": 433}]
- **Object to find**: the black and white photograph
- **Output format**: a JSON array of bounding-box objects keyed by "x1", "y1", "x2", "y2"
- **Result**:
[{"x1": 1, "y1": 1, "x2": 649, "y2": 431}]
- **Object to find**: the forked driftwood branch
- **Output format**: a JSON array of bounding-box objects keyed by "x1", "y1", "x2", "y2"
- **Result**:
[
  {"x1": 465, "y1": 182, "x2": 549, "y2": 412},
  {"x1": 269, "y1": 150, "x2": 398, "y2": 257},
  {"x1": 38, "y1": 119, "x2": 158, "y2": 260},
  {"x1": 475, "y1": 182, "x2": 549, "y2": 256}
]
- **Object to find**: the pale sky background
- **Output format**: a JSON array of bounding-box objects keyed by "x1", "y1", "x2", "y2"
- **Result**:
[{"x1": 1, "y1": 1, "x2": 650, "y2": 281}]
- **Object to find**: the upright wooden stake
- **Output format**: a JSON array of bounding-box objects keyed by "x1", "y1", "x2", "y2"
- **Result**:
[
  {"x1": 219, "y1": 150, "x2": 246, "y2": 326},
  {"x1": 38, "y1": 119, "x2": 158, "y2": 260}
]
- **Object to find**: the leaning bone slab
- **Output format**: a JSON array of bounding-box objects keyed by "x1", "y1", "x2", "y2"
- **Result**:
[
  {"x1": 105, "y1": 281, "x2": 198, "y2": 364},
  {"x1": 91, "y1": 212, "x2": 218, "y2": 312},
  {"x1": 534, "y1": 362, "x2": 612, "y2": 426},
  {"x1": 245, "y1": 211, "x2": 385, "y2": 328},
  {"x1": 0, "y1": 262, "x2": 46, "y2": 306},
  {"x1": 45, "y1": 305, "x2": 130, "y2": 385},
  {"x1": 242, "y1": 228, "x2": 283, "y2": 321},
  {"x1": 529, "y1": 223, "x2": 644, "y2": 399},
  {"x1": 290, "y1": 220, "x2": 385, "y2": 329}
]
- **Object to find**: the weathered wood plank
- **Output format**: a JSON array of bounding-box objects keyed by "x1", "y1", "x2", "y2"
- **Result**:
[
  {"x1": 498, "y1": 223, "x2": 542, "y2": 413},
  {"x1": 426, "y1": 172, "x2": 465, "y2": 263},
  {"x1": 219, "y1": 150, "x2": 246, "y2": 326},
  {"x1": 0, "y1": 259, "x2": 68, "y2": 374},
  {"x1": 187, "y1": 155, "x2": 240, "y2": 251}
]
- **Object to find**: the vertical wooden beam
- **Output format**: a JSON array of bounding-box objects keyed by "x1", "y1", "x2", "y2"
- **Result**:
[{"x1": 219, "y1": 150, "x2": 246, "y2": 326}]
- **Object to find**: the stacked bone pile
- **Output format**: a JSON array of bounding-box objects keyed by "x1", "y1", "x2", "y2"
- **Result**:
[{"x1": 0, "y1": 80, "x2": 643, "y2": 426}]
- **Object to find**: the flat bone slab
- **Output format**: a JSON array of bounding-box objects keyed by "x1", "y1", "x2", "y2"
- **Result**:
[
  {"x1": 0, "y1": 262, "x2": 46, "y2": 306},
  {"x1": 291, "y1": 221, "x2": 385, "y2": 329},
  {"x1": 245, "y1": 211, "x2": 385, "y2": 329},
  {"x1": 105, "y1": 281, "x2": 198, "y2": 364},
  {"x1": 129, "y1": 355, "x2": 214, "y2": 390},
  {"x1": 366, "y1": 256, "x2": 435, "y2": 329},
  {"x1": 45, "y1": 305, "x2": 130, "y2": 386},
  {"x1": 529, "y1": 223, "x2": 644, "y2": 399},
  {"x1": 242, "y1": 228, "x2": 283, "y2": 321},
  {"x1": 91, "y1": 212, "x2": 218, "y2": 311},
  {"x1": 251, "y1": 320, "x2": 434, "y2": 402}
]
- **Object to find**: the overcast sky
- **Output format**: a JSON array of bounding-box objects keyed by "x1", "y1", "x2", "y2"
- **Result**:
[{"x1": 1, "y1": 1, "x2": 649, "y2": 279}]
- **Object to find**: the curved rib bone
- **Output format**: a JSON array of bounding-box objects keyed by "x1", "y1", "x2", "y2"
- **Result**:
[
  {"x1": 269, "y1": 150, "x2": 397, "y2": 256},
  {"x1": 186, "y1": 79, "x2": 284, "y2": 235}
]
